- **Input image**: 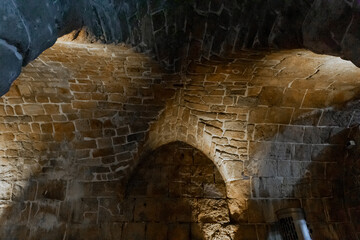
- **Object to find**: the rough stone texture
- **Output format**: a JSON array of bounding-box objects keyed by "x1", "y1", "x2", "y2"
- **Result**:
[
  {"x1": 146, "y1": 49, "x2": 360, "y2": 238},
  {"x1": 0, "y1": 0, "x2": 82, "y2": 95},
  {"x1": 0, "y1": 40, "x2": 23, "y2": 94},
  {"x1": 0, "y1": 42, "x2": 359, "y2": 238},
  {"x1": 4, "y1": 0, "x2": 360, "y2": 97},
  {"x1": 0, "y1": 42, "x2": 177, "y2": 239},
  {"x1": 345, "y1": 126, "x2": 360, "y2": 239},
  {"x1": 124, "y1": 142, "x2": 233, "y2": 239},
  {"x1": 60, "y1": 0, "x2": 360, "y2": 70}
]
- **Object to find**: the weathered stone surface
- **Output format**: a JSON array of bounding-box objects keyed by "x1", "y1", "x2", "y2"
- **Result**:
[
  {"x1": 0, "y1": 40, "x2": 22, "y2": 95},
  {"x1": 303, "y1": 0, "x2": 352, "y2": 55},
  {"x1": 0, "y1": 2, "x2": 30, "y2": 54},
  {"x1": 4, "y1": 0, "x2": 360, "y2": 98},
  {"x1": 0, "y1": 42, "x2": 359, "y2": 238}
]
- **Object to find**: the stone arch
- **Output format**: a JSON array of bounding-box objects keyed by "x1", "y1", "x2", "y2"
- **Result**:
[
  {"x1": 141, "y1": 49, "x2": 360, "y2": 238},
  {"x1": 122, "y1": 141, "x2": 238, "y2": 240},
  {"x1": 144, "y1": 86, "x2": 246, "y2": 186}
]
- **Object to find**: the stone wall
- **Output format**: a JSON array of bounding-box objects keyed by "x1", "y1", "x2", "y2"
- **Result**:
[
  {"x1": 0, "y1": 42, "x2": 179, "y2": 239},
  {"x1": 147, "y1": 49, "x2": 360, "y2": 238},
  {"x1": 4, "y1": 0, "x2": 360, "y2": 96},
  {"x1": 345, "y1": 126, "x2": 360, "y2": 238},
  {"x1": 123, "y1": 142, "x2": 233, "y2": 240},
  {"x1": 0, "y1": 42, "x2": 359, "y2": 239},
  {"x1": 69, "y1": 0, "x2": 360, "y2": 70}
]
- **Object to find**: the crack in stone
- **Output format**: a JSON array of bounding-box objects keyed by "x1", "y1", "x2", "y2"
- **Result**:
[{"x1": 305, "y1": 69, "x2": 320, "y2": 79}]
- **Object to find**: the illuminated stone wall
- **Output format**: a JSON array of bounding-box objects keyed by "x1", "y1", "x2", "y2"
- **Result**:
[
  {"x1": 148, "y1": 50, "x2": 360, "y2": 239},
  {"x1": 0, "y1": 42, "x2": 178, "y2": 239},
  {"x1": 0, "y1": 42, "x2": 359, "y2": 239}
]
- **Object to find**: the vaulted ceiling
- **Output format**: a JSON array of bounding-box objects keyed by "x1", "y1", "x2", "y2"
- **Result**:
[{"x1": 1, "y1": 0, "x2": 360, "y2": 95}]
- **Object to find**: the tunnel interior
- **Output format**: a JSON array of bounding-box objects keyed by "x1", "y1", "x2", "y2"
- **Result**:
[{"x1": 0, "y1": 0, "x2": 360, "y2": 239}]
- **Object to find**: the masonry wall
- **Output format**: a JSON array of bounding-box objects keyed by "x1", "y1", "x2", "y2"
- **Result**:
[
  {"x1": 148, "y1": 49, "x2": 360, "y2": 239},
  {"x1": 344, "y1": 126, "x2": 360, "y2": 238},
  {"x1": 0, "y1": 42, "x2": 358, "y2": 239},
  {"x1": 0, "y1": 42, "x2": 178, "y2": 240},
  {"x1": 123, "y1": 142, "x2": 232, "y2": 240}
]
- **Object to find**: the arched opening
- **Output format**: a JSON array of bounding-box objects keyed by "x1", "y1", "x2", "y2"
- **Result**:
[
  {"x1": 2, "y1": 1, "x2": 360, "y2": 239},
  {"x1": 123, "y1": 141, "x2": 231, "y2": 240},
  {"x1": 0, "y1": 39, "x2": 359, "y2": 239}
]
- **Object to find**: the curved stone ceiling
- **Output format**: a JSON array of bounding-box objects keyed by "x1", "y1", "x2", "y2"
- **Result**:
[{"x1": 1, "y1": 0, "x2": 360, "y2": 95}]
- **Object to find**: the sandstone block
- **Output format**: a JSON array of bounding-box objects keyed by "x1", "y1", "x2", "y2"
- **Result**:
[{"x1": 198, "y1": 199, "x2": 230, "y2": 223}]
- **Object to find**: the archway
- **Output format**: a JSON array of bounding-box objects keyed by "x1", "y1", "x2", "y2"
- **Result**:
[{"x1": 123, "y1": 141, "x2": 234, "y2": 240}]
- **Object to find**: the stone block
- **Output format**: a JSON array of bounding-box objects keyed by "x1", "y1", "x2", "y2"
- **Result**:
[
  {"x1": 258, "y1": 86, "x2": 283, "y2": 106},
  {"x1": 268, "y1": 143, "x2": 295, "y2": 161},
  {"x1": 223, "y1": 130, "x2": 246, "y2": 140},
  {"x1": 220, "y1": 161, "x2": 243, "y2": 180},
  {"x1": 146, "y1": 223, "x2": 167, "y2": 240},
  {"x1": 318, "y1": 110, "x2": 353, "y2": 127},
  {"x1": 311, "y1": 180, "x2": 333, "y2": 197},
  {"x1": 197, "y1": 199, "x2": 230, "y2": 223},
  {"x1": 233, "y1": 224, "x2": 257, "y2": 240},
  {"x1": 92, "y1": 148, "x2": 114, "y2": 158},
  {"x1": 27, "y1": 223, "x2": 66, "y2": 240},
  {"x1": 53, "y1": 122, "x2": 75, "y2": 133},
  {"x1": 249, "y1": 199, "x2": 301, "y2": 223},
  {"x1": 224, "y1": 121, "x2": 246, "y2": 131},
  {"x1": 159, "y1": 198, "x2": 193, "y2": 222},
  {"x1": 307, "y1": 162, "x2": 326, "y2": 179},
  {"x1": 72, "y1": 101, "x2": 97, "y2": 109},
  {"x1": 12, "y1": 180, "x2": 37, "y2": 201},
  {"x1": 122, "y1": 223, "x2": 146, "y2": 240},
  {"x1": 281, "y1": 88, "x2": 305, "y2": 108},
  {"x1": 248, "y1": 141, "x2": 270, "y2": 161},
  {"x1": 335, "y1": 223, "x2": 358, "y2": 240},
  {"x1": 188, "y1": 62, "x2": 216, "y2": 74},
  {"x1": 309, "y1": 223, "x2": 338, "y2": 239},
  {"x1": 190, "y1": 223, "x2": 206, "y2": 240},
  {"x1": 134, "y1": 198, "x2": 160, "y2": 222},
  {"x1": 310, "y1": 144, "x2": 344, "y2": 162},
  {"x1": 99, "y1": 223, "x2": 123, "y2": 240},
  {"x1": 173, "y1": 148, "x2": 194, "y2": 165},
  {"x1": 324, "y1": 198, "x2": 348, "y2": 222},
  {"x1": 203, "y1": 183, "x2": 226, "y2": 199},
  {"x1": 277, "y1": 125, "x2": 304, "y2": 143},
  {"x1": 254, "y1": 124, "x2": 278, "y2": 141},
  {"x1": 252, "y1": 177, "x2": 283, "y2": 198},
  {"x1": 256, "y1": 160, "x2": 278, "y2": 178},
  {"x1": 36, "y1": 179, "x2": 66, "y2": 201},
  {"x1": 67, "y1": 224, "x2": 100, "y2": 240},
  {"x1": 265, "y1": 107, "x2": 293, "y2": 124},
  {"x1": 302, "y1": 89, "x2": 332, "y2": 108},
  {"x1": 168, "y1": 224, "x2": 190, "y2": 240},
  {"x1": 0, "y1": 181, "x2": 12, "y2": 200},
  {"x1": 247, "y1": 199, "x2": 266, "y2": 223},
  {"x1": 193, "y1": 150, "x2": 213, "y2": 165},
  {"x1": 23, "y1": 104, "x2": 45, "y2": 115},
  {"x1": 277, "y1": 160, "x2": 304, "y2": 178},
  {"x1": 228, "y1": 198, "x2": 248, "y2": 223},
  {"x1": 294, "y1": 144, "x2": 311, "y2": 161}
]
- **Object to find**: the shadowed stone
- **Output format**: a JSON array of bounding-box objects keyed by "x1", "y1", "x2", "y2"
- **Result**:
[{"x1": 0, "y1": 39, "x2": 22, "y2": 95}]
